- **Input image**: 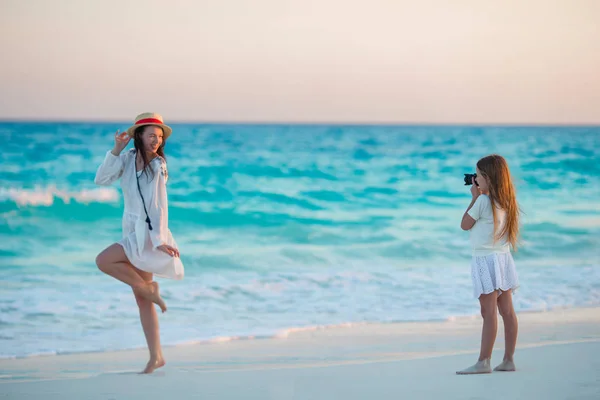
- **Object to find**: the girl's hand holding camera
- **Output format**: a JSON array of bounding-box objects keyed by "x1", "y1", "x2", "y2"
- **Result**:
[{"x1": 471, "y1": 176, "x2": 481, "y2": 199}]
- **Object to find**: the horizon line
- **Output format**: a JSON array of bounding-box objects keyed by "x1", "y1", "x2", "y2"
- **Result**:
[{"x1": 0, "y1": 117, "x2": 599, "y2": 128}]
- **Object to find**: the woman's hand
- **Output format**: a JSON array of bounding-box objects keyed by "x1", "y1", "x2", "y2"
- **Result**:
[
  {"x1": 111, "y1": 129, "x2": 131, "y2": 155},
  {"x1": 470, "y1": 176, "x2": 481, "y2": 199},
  {"x1": 157, "y1": 244, "x2": 180, "y2": 258}
]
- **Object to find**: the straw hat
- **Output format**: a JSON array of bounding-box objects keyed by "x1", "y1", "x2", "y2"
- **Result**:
[{"x1": 126, "y1": 112, "x2": 173, "y2": 139}]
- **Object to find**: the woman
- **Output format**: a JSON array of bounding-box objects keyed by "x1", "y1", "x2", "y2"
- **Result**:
[{"x1": 94, "y1": 112, "x2": 184, "y2": 374}]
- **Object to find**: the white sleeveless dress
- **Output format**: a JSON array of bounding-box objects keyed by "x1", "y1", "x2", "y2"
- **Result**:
[{"x1": 94, "y1": 149, "x2": 184, "y2": 280}]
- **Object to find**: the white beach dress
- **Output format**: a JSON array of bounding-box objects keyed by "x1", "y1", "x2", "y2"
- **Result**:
[
  {"x1": 94, "y1": 149, "x2": 184, "y2": 280},
  {"x1": 467, "y1": 194, "x2": 518, "y2": 299}
]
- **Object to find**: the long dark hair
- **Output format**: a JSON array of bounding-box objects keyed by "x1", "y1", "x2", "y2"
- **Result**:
[{"x1": 133, "y1": 125, "x2": 167, "y2": 180}]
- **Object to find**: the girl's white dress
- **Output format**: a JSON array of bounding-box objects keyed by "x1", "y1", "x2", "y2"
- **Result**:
[
  {"x1": 94, "y1": 149, "x2": 184, "y2": 280},
  {"x1": 467, "y1": 194, "x2": 518, "y2": 298}
]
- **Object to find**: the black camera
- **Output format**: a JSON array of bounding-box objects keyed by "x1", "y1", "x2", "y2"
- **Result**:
[{"x1": 464, "y1": 173, "x2": 478, "y2": 186}]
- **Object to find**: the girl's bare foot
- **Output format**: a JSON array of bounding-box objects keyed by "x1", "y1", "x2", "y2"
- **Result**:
[
  {"x1": 134, "y1": 282, "x2": 167, "y2": 313},
  {"x1": 493, "y1": 359, "x2": 516, "y2": 371},
  {"x1": 140, "y1": 357, "x2": 166, "y2": 374},
  {"x1": 456, "y1": 359, "x2": 492, "y2": 375}
]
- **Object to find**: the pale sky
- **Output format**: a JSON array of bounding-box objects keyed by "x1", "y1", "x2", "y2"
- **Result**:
[{"x1": 1, "y1": 0, "x2": 599, "y2": 124}]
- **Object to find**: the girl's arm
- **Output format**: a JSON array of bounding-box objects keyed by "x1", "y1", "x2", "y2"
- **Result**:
[
  {"x1": 461, "y1": 198, "x2": 478, "y2": 230},
  {"x1": 461, "y1": 177, "x2": 482, "y2": 231}
]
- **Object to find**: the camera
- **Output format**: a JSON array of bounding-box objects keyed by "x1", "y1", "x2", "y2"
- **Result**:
[{"x1": 464, "y1": 173, "x2": 478, "y2": 186}]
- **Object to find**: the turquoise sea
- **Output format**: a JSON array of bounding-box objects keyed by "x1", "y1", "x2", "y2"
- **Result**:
[{"x1": 1, "y1": 122, "x2": 599, "y2": 357}]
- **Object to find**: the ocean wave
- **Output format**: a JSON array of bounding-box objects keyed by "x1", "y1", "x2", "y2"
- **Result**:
[
  {"x1": 0, "y1": 186, "x2": 119, "y2": 207},
  {"x1": 0, "y1": 322, "x2": 363, "y2": 359},
  {"x1": 4, "y1": 304, "x2": 600, "y2": 360},
  {"x1": 192, "y1": 164, "x2": 339, "y2": 181}
]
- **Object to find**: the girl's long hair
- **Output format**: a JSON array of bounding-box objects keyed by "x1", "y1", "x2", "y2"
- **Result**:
[
  {"x1": 133, "y1": 125, "x2": 166, "y2": 180},
  {"x1": 476, "y1": 154, "x2": 521, "y2": 250}
]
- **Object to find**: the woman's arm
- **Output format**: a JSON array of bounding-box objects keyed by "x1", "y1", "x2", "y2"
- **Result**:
[
  {"x1": 147, "y1": 159, "x2": 172, "y2": 251},
  {"x1": 94, "y1": 130, "x2": 131, "y2": 186}
]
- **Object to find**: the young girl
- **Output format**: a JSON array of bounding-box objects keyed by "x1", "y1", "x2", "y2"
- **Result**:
[
  {"x1": 94, "y1": 112, "x2": 184, "y2": 374},
  {"x1": 457, "y1": 154, "x2": 520, "y2": 375}
]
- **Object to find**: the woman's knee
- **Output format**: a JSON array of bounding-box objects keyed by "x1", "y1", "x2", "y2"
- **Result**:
[
  {"x1": 95, "y1": 244, "x2": 124, "y2": 271},
  {"x1": 95, "y1": 251, "x2": 109, "y2": 272}
]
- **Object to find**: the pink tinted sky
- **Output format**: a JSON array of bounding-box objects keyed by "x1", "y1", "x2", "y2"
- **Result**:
[{"x1": 1, "y1": 0, "x2": 599, "y2": 124}]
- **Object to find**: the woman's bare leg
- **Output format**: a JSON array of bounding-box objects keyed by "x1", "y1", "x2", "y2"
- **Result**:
[
  {"x1": 131, "y1": 266, "x2": 165, "y2": 374},
  {"x1": 457, "y1": 291, "x2": 498, "y2": 374},
  {"x1": 96, "y1": 243, "x2": 166, "y2": 312},
  {"x1": 495, "y1": 290, "x2": 518, "y2": 371}
]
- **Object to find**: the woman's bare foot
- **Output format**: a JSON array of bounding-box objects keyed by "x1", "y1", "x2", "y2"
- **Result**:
[
  {"x1": 134, "y1": 282, "x2": 167, "y2": 313},
  {"x1": 493, "y1": 359, "x2": 516, "y2": 372},
  {"x1": 150, "y1": 282, "x2": 167, "y2": 313},
  {"x1": 140, "y1": 357, "x2": 166, "y2": 374},
  {"x1": 456, "y1": 359, "x2": 492, "y2": 375}
]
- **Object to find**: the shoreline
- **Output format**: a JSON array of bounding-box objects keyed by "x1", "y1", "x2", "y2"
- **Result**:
[
  {"x1": 2, "y1": 303, "x2": 599, "y2": 361},
  {"x1": 2, "y1": 304, "x2": 599, "y2": 399},
  {"x1": 2, "y1": 304, "x2": 599, "y2": 370}
]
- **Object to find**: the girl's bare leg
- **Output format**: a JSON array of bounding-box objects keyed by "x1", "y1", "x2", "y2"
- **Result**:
[
  {"x1": 495, "y1": 290, "x2": 518, "y2": 371},
  {"x1": 457, "y1": 291, "x2": 498, "y2": 375}
]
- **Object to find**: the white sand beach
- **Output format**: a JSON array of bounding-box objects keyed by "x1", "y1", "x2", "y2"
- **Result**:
[{"x1": 2, "y1": 306, "x2": 599, "y2": 399}]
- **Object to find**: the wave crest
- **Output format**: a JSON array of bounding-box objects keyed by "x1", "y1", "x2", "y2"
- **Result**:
[{"x1": 0, "y1": 186, "x2": 119, "y2": 207}]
